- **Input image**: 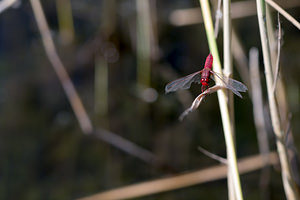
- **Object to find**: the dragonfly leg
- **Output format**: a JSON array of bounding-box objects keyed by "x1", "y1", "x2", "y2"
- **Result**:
[{"x1": 179, "y1": 85, "x2": 226, "y2": 120}]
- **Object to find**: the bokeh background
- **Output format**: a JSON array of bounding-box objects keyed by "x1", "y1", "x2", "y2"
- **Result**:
[{"x1": 0, "y1": 0, "x2": 300, "y2": 199}]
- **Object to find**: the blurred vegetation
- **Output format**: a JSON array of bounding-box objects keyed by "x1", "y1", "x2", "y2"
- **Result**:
[{"x1": 0, "y1": 0, "x2": 299, "y2": 199}]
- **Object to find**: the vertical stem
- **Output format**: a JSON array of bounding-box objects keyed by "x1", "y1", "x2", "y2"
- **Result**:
[
  {"x1": 249, "y1": 48, "x2": 271, "y2": 199},
  {"x1": 101, "y1": 0, "x2": 116, "y2": 38},
  {"x1": 266, "y1": 6, "x2": 289, "y2": 127},
  {"x1": 95, "y1": 56, "x2": 108, "y2": 124},
  {"x1": 199, "y1": 0, "x2": 243, "y2": 199},
  {"x1": 136, "y1": 0, "x2": 151, "y2": 87},
  {"x1": 223, "y1": 0, "x2": 235, "y2": 199},
  {"x1": 223, "y1": 0, "x2": 232, "y2": 79},
  {"x1": 56, "y1": 0, "x2": 74, "y2": 44},
  {"x1": 231, "y1": 28, "x2": 251, "y2": 89},
  {"x1": 255, "y1": 0, "x2": 299, "y2": 199}
]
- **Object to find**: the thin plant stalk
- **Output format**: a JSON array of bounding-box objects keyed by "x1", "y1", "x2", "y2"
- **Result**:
[
  {"x1": 265, "y1": 0, "x2": 300, "y2": 30},
  {"x1": 198, "y1": 146, "x2": 228, "y2": 164},
  {"x1": 213, "y1": 0, "x2": 222, "y2": 38},
  {"x1": 169, "y1": 0, "x2": 300, "y2": 27},
  {"x1": 223, "y1": 0, "x2": 233, "y2": 80},
  {"x1": 266, "y1": 5, "x2": 300, "y2": 192},
  {"x1": 223, "y1": 0, "x2": 236, "y2": 199},
  {"x1": 231, "y1": 28, "x2": 250, "y2": 89},
  {"x1": 95, "y1": 56, "x2": 108, "y2": 124},
  {"x1": 199, "y1": 0, "x2": 243, "y2": 199},
  {"x1": 0, "y1": 0, "x2": 17, "y2": 13},
  {"x1": 249, "y1": 47, "x2": 271, "y2": 198},
  {"x1": 30, "y1": 0, "x2": 166, "y2": 167},
  {"x1": 256, "y1": 0, "x2": 299, "y2": 198},
  {"x1": 266, "y1": 6, "x2": 290, "y2": 126},
  {"x1": 79, "y1": 153, "x2": 277, "y2": 200},
  {"x1": 272, "y1": 13, "x2": 282, "y2": 94},
  {"x1": 136, "y1": 0, "x2": 151, "y2": 87},
  {"x1": 30, "y1": 0, "x2": 93, "y2": 134},
  {"x1": 101, "y1": 0, "x2": 116, "y2": 39},
  {"x1": 56, "y1": 0, "x2": 75, "y2": 44}
]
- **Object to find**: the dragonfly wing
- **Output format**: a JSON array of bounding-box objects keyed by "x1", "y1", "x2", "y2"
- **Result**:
[
  {"x1": 165, "y1": 71, "x2": 201, "y2": 93},
  {"x1": 211, "y1": 71, "x2": 248, "y2": 98}
]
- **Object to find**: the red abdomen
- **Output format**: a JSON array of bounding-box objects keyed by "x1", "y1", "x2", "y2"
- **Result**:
[
  {"x1": 200, "y1": 54, "x2": 213, "y2": 92},
  {"x1": 204, "y1": 53, "x2": 213, "y2": 70}
]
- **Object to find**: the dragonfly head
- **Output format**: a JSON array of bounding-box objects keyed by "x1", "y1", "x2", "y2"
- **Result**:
[
  {"x1": 201, "y1": 78, "x2": 209, "y2": 92},
  {"x1": 200, "y1": 78, "x2": 209, "y2": 85}
]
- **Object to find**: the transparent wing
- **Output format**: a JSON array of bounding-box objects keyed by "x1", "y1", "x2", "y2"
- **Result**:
[
  {"x1": 211, "y1": 71, "x2": 248, "y2": 98},
  {"x1": 165, "y1": 71, "x2": 202, "y2": 93}
]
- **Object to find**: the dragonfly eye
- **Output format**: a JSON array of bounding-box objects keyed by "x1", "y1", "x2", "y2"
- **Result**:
[{"x1": 201, "y1": 78, "x2": 209, "y2": 85}]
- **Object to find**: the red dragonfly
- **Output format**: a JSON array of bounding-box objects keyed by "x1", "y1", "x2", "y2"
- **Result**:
[{"x1": 165, "y1": 53, "x2": 247, "y2": 98}]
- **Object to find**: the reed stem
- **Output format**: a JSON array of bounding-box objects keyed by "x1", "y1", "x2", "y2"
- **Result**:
[
  {"x1": 223, "y1": 0, "x2": 236, "y2": 199},
  {"x1": 199, "y1": 0, "x2": 243, "y2": 199},
  {"x1": 0, "y1": 0, "x2": 17, "y2": 13},
  {"x1": 255, "y1": 0, "x2": 299, "y2": 198},
  {"x1": 30, "y1": 0, "x2": 93, "y2": 134},
  {"x1": 136, "y1": 0, "x2": 151, "y2": 87},
  {"x1": 56, "y1": 0, "x2": 74, "y2": 44}
]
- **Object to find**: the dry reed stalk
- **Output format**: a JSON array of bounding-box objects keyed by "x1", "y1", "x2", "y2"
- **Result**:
[
  {"x1": 78, "y1": 152, "x2": 278, "y2": 200},
  {"x1": 249, "y1": 48, "x2": 271, "y2": 163},
  {"x1": 272, "y1": 13, "x2": 282, "y2": 94},
  {"x1": 0, "y1": 0, "x2": 17, "y2": 13},
  {"x1": 30, "y1": 0, "x2": 93, "y2": 134},
  {"x1": 94, "y1": 57, "x2": 108, "y2": 121},
  {"x1": 199, "y1": 0, "x2": 243, "y2": 199},
  {"x1": 29, "y1": 0, "x2": 165, "y2": 167},
  {"x1": 256, "y1": 0, "x2": 299, "y2": 198},
  {"x1": 249, "y1": 48, "x2": 271, "y2": 198},
  {"x1": 213, "y1": 0, "x2": 222, "y2": 38},
  {"x1": 169, "y1": 0, "x2": 300, "y2": 27},
  {"x1": 265, "y1": 0, "x2": 300, "y2": 30},
  {"x1": 266, "y1": 6, "x2": 290, "y2": 126},
  {"x1": 266, "y1": 6, "x2": 300, "y2": 193},
  {"x1": 223, "y1": 0, "x2": 236, "y2": 199},
  {"x1": 198, "y1": 146, "x2": 228, "y2": 164},
  {"x1": 231, "y1": 28, "x2": 250, "y2": 90},
  {"x1": 93, "y1": 129, "x2": 160, "y2": 165}
]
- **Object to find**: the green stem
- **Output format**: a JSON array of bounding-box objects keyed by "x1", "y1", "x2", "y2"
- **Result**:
[
  {"x1": 136, "y1": 0, "x2": 151, "y2": 87},
  {"x1": 199, "y1": 0, "x2": 243, "y2": 199},
  {"x1": 56, "y1": 0, "x2": 74, "y2": 44}
]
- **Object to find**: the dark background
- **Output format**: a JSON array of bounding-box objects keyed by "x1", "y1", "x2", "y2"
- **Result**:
[{"x1": 0, "y1": 0, "x2": 299, "y2": 199}]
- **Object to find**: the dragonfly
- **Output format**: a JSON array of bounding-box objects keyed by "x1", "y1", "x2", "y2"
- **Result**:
[
  {"x1": 165, "y1": 53, "x2": 248, "y2": 120},
  {"x1": 165, "y1": 53, "x2": 247, "y2": 98}
]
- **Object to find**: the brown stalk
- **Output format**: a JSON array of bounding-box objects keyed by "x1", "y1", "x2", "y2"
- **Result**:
[
  {"x1": 30, "y1": 0, "x2": 93, "y2": 134},
  {"x1": 198, "y1": 146, "x2": 228, "y2": 164},
  {"x1": 29, "y1": 0, "x2": 168, "y2": 169},
  {"x1": 272, "y1": 13, "x2": 282, "y2": 94},
  {"x1": 78, "y1": 152, "x2": 278, "y2": 200},
  {"x1": 256, "y1": 0, "x2": 299, "y2": 198},
  {"x1": 0, "y1": 0, "x2": 18, "y2": 13},
  {"x1": 265, "y1": 0, "x2": 300, "y2": 30},
  {"x1": 231, "y1": 28, "x2": 250, "y2": 90},
  {"x1": 169, "y1": 0, "x2": 300, "y2": 27},
  {"x1": 249, "y1": 47, "x2": 271, "y2": 198}
]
